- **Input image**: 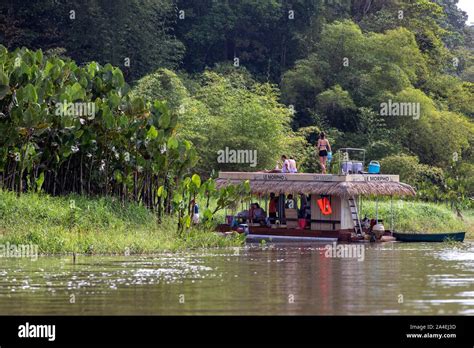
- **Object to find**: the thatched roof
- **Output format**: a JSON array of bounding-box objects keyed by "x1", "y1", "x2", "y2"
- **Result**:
[{"x1": 215, "y1": 178, "x2": 416, "y2": 197}]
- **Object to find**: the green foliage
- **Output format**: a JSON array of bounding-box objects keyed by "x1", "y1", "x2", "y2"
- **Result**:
[
  {"x1": 288, "y1": 126, "x2": 321, "y2": 173},
  {"x1": 174, "y1": 0, "x2": 325, "y2": 81},
  {"x1": 316, "y1": 84, "x2": 357, "y2": 131},
  {"x1": 380, "y1": 154, "x2": 444, "y2": 188},
  {"x1": 192, "y1": 71, "x2": 293, "y2": 171},
  {"x1": 281, "y1": 21, "x2": 427, "y2": 126},
  {"x1": 131, "y1": 69, "x2": 190, "y2": 111},
  {"x1": 360, "y1": 199, "x2": 468, "y2": 234},
  {"x1": 424, "y1": 75, "x2": 474, "y2": 116},
  {"x1": 0, "y1": 0, "x2": 184, "y2": 81},
  {"x1": 133, "y1": 68, "x2": 295, "y2": 173},
  {"x1": 0, "y1": 190, "x2": 243, "y2": 254},
  {"x1": 381, "y1": 154, "x2": 425, "y2": 185},
  {"x1": 380, "y1": 154, "x2": 473, "y2": 210},
  {"x1": 360, "y1": 0, "x2": 452, "y2": 65},
  {"x1": 1, "y1": 0, "x2": 473, "y2": 213},
  {"x1": 281, "y1": 17, "x2": 473, "y2": 183},
  {"x1": 169, "y1": 175, "x2": 250, "y2": 235},
  {"x1": 280, "y1": 53, "x2": 327, "y2": 127},
  {"x1": 384, "y1": 87, "x2": 473, "y2": 166},
  {"x1": 0, "y1": 45, "x2": 200, "y2": 219}
]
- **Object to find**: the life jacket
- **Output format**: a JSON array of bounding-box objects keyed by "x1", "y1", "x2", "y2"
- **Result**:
[{"x1": 317, "y1": 197, "x2": 332, "y2": 215}]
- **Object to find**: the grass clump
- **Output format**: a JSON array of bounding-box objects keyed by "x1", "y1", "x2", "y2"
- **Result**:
[
  {"x1": 361, "y1": 199, "x2": 472, "y2": 238},
  {"x1": 0, "y1": 190, "x2": 243, "y2": 255}
]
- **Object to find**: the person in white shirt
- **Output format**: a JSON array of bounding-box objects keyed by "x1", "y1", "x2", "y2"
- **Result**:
[
  {"x1": 280, "y1": 155, "x2": 297, "y2": 173},
  {"x1": 281, "y1": 155, "x2": 290, "y2": 173}
]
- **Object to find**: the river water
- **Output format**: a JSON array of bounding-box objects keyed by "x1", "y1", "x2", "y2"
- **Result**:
[{"x1": 0, "y1": 242, "x2": 473, "y2": 315}]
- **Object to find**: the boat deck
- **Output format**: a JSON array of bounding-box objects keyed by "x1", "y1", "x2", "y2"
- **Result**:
[{"x1": 216, "y1": 224, "x2": 394, "y2": 243}]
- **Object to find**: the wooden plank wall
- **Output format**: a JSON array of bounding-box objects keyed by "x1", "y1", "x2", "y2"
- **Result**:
[{"x1": 310, "y1": 194, "x2": 341, "y2": 231}]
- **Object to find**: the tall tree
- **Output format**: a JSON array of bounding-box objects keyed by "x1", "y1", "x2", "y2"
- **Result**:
[
  {"x1": 175, "y1": 0, "x2": 326, "y2": 82},
  {"x1": 0, "y1": 0, "x2": 184, "y2": 81}
]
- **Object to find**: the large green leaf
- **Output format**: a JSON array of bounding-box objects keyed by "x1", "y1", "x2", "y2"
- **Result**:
[
  {"x1": 157, "y1": 185, "x2": 164, "y2": 197},
  {"x1": 167, "y1": 137, "x2": 178, "y2": 149},
  {"x1": 158, "y1": 110, "x2": 170, "y2": 128},
  {"x1": 147, "y1": 125, "x2": 158, "y2": 139},
  {"x1": 191, "y1": 174, "x2": 201, "y2": 188},
  {"x1": 35, "y1": 50, "x2": 43, "y2": 64},
  {"x1": 0, "y1": 85, "x2": 9, "y2": 100},
  {"x1": 20, "y1": 84, "x2": 38, "y2": 103},
  {"x1": 112, "y1": 68, "x2": 125, "y2": 87},
  {"x1": 35, "y1": 172, "x2": 45, "y2": 192},
  {"x1": 87, "y1": 62, "x2": 98, "y2": 77},
  {"x1": 70, "y1": 82, "x2": 85, "y2": 101},
  {"x1": 131, "y1": 97, "x2": 145, "y2": 113},
  {"x1": 43, "y1": 60, "x2": 55, "y2": 76},
  {"x1": 203, "y1": 208, "x2": 213, "y2": 221},
  {"x1": 0, "y1": 71, "x2": 9, "y2": 85},
  {"x1": 173, "y1": 192, "x2": 183, "y2": 204},
  {"x1": 114, "y1": 170, "x2": 123, "y2": 183},
  {"x1": 108, "y1": 92, "x2": 121, "y2": 108},
  {"x1": 101, "y1": 106, "x2": 115, "y2": 129}
]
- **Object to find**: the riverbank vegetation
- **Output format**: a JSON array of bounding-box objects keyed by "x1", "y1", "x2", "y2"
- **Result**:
[
  {"x1": 361, "y1": 200, "x2": 474, "y2": 238},
  {"x1": 0, "y1": 190, "x2": 244, "y2": 254},
  {"x1": 0, "y1": 189, "x2": 471, "y2": 255}
]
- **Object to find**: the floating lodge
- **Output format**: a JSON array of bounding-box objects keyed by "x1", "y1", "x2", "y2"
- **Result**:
[{"x1": 215, "y1": 171, "x2": 416, "y2": 243}]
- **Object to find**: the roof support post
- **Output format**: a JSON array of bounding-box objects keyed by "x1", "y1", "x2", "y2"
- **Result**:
[
  {"x1": 390, "y1": 195, "x2": 394, "y2": 234},
  {"x1": 375, "y1": 197, "x2": 379, "y2": 223}
]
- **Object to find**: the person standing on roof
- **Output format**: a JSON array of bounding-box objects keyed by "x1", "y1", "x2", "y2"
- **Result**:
[{"x1": 317, "y1": 132, "x2": 331, "y2": 174}]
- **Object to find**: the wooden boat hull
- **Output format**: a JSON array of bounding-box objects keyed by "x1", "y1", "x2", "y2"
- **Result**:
[
  {"x1": 392, "y1": 232, "x2": 465, "y2": 242},
  {"x1": 245, "y1": 234, "x2": 338, "y2": 243},
  {"x1": 216, "y1": 224, "x2": 391, "y2": 243}
]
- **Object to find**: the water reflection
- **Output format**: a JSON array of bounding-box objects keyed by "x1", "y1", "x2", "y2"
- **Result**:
[{"x1": 0, "y1": 242, "x2": 472, "y2": 315}]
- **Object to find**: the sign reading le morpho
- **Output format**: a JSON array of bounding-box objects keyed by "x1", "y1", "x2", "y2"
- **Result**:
[
  {"x1": 364, "y1": 175, "x2": 393, "y2": 182},
  {"x1": 261, "y1": 174, "x2": 288, "y2": 181},
  {"x1": 228, "y1": 173, "x2": 400, "y2": 182}
]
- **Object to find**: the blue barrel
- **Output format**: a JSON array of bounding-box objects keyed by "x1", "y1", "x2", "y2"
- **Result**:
[
  {"x1": 342, "y1": 161, "x2": 352, "y2": 174},
  {"x1": 368, "y1": 161, "x2": 380, "y2": 174},
  {"x1": 353, "y1": 161, "x2": 363, "y2": 173}
]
